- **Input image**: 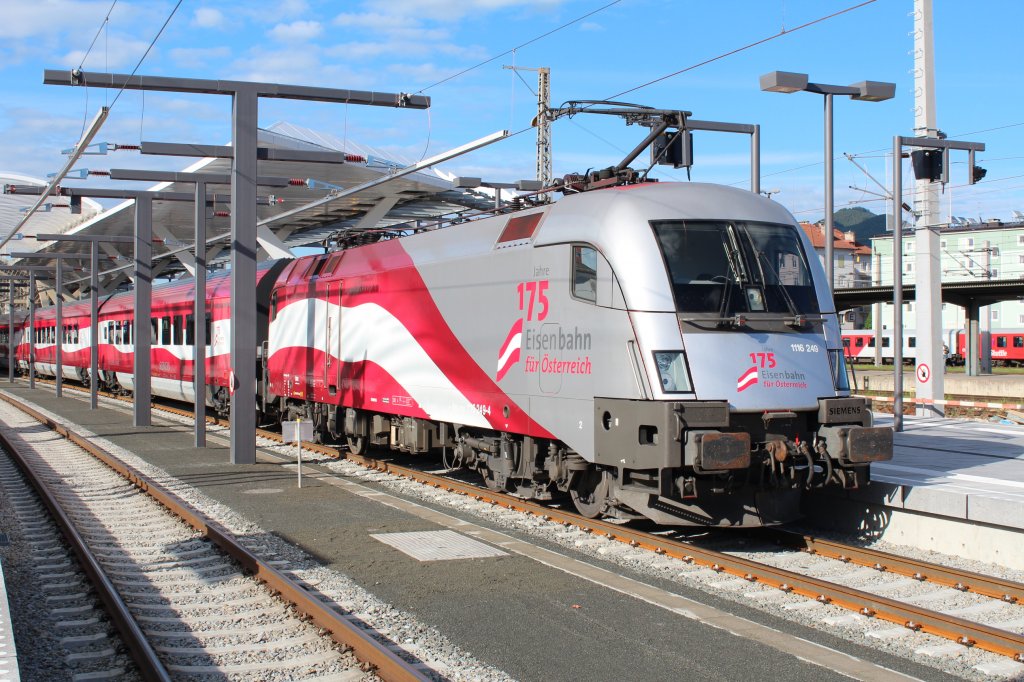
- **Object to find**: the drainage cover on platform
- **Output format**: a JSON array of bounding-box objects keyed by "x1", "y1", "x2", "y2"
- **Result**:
[{"x1": 370, "y1": 530, "x2": 508, "y2": 561}]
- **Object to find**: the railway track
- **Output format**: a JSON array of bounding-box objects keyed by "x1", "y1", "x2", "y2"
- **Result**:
[
  {"x1": 13, "y1": 378, "x2": 1024, "y2": 668},
  {"x1": 0, "y1": 394, "x2": 431, "y2": 681}
]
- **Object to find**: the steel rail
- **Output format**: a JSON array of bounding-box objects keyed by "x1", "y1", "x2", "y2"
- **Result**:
[
  {"x1": 0, "y1": 423, "x2": 172, "y2": 681},
  {"x1": 15, "y1": 378, "x2": 1024, "y2": 660},
  {"x1": 762, "y1": 528, "x2": 1024, "y2": 604},
  {"x1": 334, "y1": 450, "x2": 1024, "y2": 659},
  {"x1": 0, "y1": 391, "x2": 430, "y2": 682}
]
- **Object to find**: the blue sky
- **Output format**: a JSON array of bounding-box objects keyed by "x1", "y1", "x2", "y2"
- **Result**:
[{"x1": 1, "y1": 0, "x2": 1022, "y2": 224}]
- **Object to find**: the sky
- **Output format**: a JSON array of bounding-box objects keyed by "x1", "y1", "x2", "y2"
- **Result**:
[{"x1": 1, "y1": 0, "x2": 1022, "y2": 226}]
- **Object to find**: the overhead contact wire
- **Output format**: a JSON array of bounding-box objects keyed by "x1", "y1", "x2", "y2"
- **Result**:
[
  {"x1": 108, "y1": 0, "x2": 184, "y2": 109},
  {"x1": 414, "y1": 0, "x2": 623, "y2": 94}
]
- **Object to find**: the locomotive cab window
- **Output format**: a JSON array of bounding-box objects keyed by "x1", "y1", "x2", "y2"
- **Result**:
[
  {"x1": 651, "y1": 220, "x2": 819, "y2": 318},
  {"x1": 572, "y1": 246, "x2": 598, "y2": 302}
]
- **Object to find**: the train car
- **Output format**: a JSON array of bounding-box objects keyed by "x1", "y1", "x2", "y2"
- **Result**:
[
  {"x1": 954, "y1": 330, "x2": 1024, "y2": 366},
  {"x1": 266, "y1": 182, "x2": 892, "y2": 526},
  {"x1": 844, "y1": 329, "x2": 1024, "y2": 366},
  {"x1": 841, "y1": 329, "x2": 922, "y2": 364},
  {"x1": 18, "y1": 261, "x2": 288, "y2": 408}
]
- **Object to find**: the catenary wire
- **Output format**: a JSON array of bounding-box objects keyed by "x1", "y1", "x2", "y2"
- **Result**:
[
  {"x1": 414, "y1": 0, "x2": 623, "y2": 94},
  {"x1": 108, "y1": 0, "x2": 184, "y2": 109},
  {"x1": 603, "y1": 0, "x2": 878, "y2": 101}
]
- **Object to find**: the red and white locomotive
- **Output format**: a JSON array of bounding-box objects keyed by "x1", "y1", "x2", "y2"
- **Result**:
[{"x1": 10, "y1": 177, "x2": 892, "y2": 527}]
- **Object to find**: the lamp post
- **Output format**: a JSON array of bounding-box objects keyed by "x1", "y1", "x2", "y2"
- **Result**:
[{"x1": 760, "y1": 72, "x2": 896, "y2": 290}]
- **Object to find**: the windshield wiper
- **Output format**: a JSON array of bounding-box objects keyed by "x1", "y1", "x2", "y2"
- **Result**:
[
  {"x1": 715, "y1": 228, "x2": 747, "y2": 328},
  {"x1": 737, "y1": 223, "x2": 806, "y2": 327}
]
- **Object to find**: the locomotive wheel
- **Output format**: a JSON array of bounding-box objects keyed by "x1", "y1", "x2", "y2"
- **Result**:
[
  {"x1": 571, "y1": 467, "x2": 611, "y2": 518},
  {"x1": 345, "y1": 434, "x2": 367, "y2": 455}
]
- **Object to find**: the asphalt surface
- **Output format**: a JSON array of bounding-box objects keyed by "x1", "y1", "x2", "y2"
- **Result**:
[{"x1": 0, "y1": 381, "x2": 960, "y2": 682}]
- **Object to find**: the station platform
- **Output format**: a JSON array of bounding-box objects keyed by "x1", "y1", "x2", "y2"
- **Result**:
[
  {"x1": 0, "y1": 556, "x2": 19, "y2": 682},
  {"x1": 0, "y1": 382, "x2": 938, "y2": 682},
  {"x1": 806, "y1": 412, "x2": 1024, "y2": 569}
]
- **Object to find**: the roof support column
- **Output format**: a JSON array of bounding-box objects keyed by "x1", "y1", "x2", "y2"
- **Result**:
[
  {"x1": 8, "y1": 284, "x2": 14, "y2": 383},
  {"x1": 90, "y1": 241, "x2": 99, "y2": 409},
  {"x1": 134, "y1": 195, "x2": 153, "y2": 427},
  {"x1": 55, "y1": 260, "x2": 62, "y2": 397},
  {"x1": 194, "y1": 181, "x2": 207, "y2": 448},
  {"x1": 965, "y1": 300, "x2": 981, "y2": 377},
  {"x1": 231, "y1": 87, "x2": 258, "y2": 464},
  {"x1": 28, "y1": 273, "x2": 35, "y2": 390}
]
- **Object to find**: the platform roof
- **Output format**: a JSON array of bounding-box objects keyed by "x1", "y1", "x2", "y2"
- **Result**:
[
  {"x1": 10, "y1": 122, "x2": 496, "y2": 293},
  {"x1": 0, "y1": 172, "x2": 102, "y2": 251}
]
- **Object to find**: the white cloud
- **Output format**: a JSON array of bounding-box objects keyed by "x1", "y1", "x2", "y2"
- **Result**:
[
  {"x1": 193, "y1": 7, "x2": 225, "y2": 29},
  {"x1": 579, "y1": 21, "x2": 604, "y2": 31},
  {"x1": 61, "y1": 36, "x2": 154, "y2": 71},
  {"x1": 279, "y1": 0, "x2": 310, "y2": 15},
  {"x1": 169, "y1": 46, "x2": 232, "y2": 69},
  {"x1": 268, "y1": 20, "x2": 323, "y2": 43},
  {"x1": 347, "y1": 0, "x2": 565, "y2": 23},
  {"x1": 0, "y1": 1, "x2": 113, "y2": 39}
]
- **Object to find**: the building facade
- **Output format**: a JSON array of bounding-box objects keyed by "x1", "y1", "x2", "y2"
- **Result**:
[{"x1": 869, "y1": 220, "x2": 1024, "y2": 334}]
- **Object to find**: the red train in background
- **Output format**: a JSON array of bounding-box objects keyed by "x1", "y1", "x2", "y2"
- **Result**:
[
  {"x1": 1, "y1": 261, "x2": 286, "y2": 412},
  {"x1": 842, "y1": 329, "x2": 1024, "y2": 366}
]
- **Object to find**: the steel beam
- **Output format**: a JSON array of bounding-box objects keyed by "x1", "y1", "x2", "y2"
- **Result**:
[
  {"x1": 138, "y1": 142, "x2": 358, "y2": 164},
  {"x1": 108, "y1": 169, "x2": 292, "y2": 186},
  {"x1": 44, "y1": 69, "x2": 429, "y2": 108},
  {"x1": 134, "y1": 196, "x2": 153, "y2": 427},
  {"x1": 194, "y1": 182, "x2": 207, "y2": 448},
  {"x1": 231, "y1": 88, "x2": 259, "y2": 465}
]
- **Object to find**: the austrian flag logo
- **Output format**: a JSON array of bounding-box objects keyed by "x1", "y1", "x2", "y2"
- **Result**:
[
  {"x1": 736, "y1": 365, "x2": 759, "y2": 392},
  {"x1": 496, "y1": 318, "x2": 523, "y2": 381}
]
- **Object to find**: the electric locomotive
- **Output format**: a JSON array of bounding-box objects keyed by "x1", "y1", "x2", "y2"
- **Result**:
[
  {"x1": 265, "y1": 180, "x2": 892, "y2": 527},
  {"x1": 13, "y1": 104, "x2": 893, "y2": 527}
]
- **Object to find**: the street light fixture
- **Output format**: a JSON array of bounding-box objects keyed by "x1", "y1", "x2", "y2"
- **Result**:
[{"x1": 760, "y1": 71, "x2": 896, "y2": 289}]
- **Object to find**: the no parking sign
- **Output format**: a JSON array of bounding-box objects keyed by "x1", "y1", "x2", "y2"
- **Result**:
[{"x1": 916, "y1": 363, "x2": 931, "y2": 383}]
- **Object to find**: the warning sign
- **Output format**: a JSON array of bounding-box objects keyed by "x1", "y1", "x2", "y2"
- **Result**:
[{"x1": 917, "y1": 363, "x2": 931, "y2": 383}]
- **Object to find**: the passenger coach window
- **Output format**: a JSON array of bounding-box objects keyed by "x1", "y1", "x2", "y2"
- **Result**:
[
  {"x1": 186, "y1": 315, "x2": 195, "y2": 346},
  {"x1": 205, "y1": 314, "x2": 212, "y2": 346},
  {"x1": 161, "y1": 317, "x2": 171, "y2": 346},
  {"x1": 572, "y1": 246, "x2": 597, "y2": 302},
  {"x1": 1015, "y1": 336, "x2": 1024, "y2": 348},
  {"x1": 173, "y1": 315, "x2": 183, "y2": 345},
  {"x1": 997, "y1": 336, "x2": 1007, "y2": 348}
]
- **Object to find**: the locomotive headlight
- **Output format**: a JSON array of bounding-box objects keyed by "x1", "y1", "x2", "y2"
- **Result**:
[
  {"x1": 654, "y1": 351, "x2": 692, "y2": 393},
  {"x1": 827, "y1": 349, "x2": 851, "y2": 391}
]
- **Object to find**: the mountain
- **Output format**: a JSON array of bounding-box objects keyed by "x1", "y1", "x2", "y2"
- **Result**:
[{"x1": 833, "y1": 207, "x2": 888, "y2": 243}]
